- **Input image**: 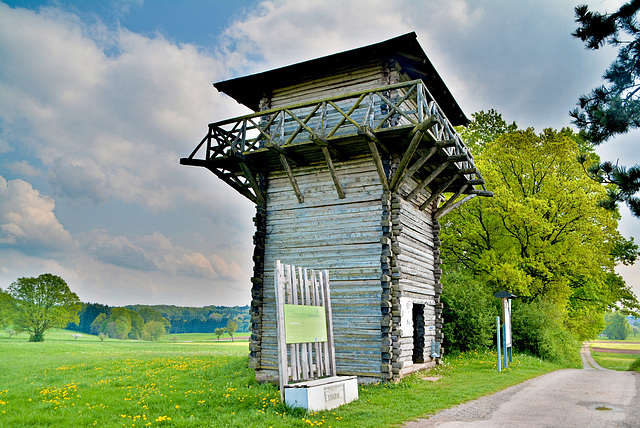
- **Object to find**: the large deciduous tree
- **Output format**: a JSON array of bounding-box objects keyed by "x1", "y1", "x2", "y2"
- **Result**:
[
  {"x1": 571, "y1": 1, "x2": 640, "y2": 216},
  {"x1": 443, "y1": 111, "x2": 638, "y2": 338},
  {"x1": 225, "y1": 319, "x2": 238, "y2": 342},
  {"x1": 603, "y1": 310, "x2": 632, "y2": 340},
  {"x1": 7, "y1": 274, "x2": 81, "y2": 342},
  {"x1": 0, "y1": 288, "x2": 16, "y2": 329}
]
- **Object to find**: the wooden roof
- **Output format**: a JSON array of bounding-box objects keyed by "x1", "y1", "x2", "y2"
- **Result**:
[{"x1": 213, "y1": 32, "x2": 469, "y2": 127}]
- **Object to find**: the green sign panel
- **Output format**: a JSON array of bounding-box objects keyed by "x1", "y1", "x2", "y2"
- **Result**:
[{"x1": 284, "y1": 304, "x2": 327, "y2": 344}]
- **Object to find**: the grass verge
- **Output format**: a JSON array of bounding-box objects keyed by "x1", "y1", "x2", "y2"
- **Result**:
[{"x1": 0, "y1": 330, "x2": 569, "y2": 427}]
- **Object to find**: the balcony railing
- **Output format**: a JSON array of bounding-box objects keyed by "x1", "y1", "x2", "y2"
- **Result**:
[
  {"x1": 182, "y1": 80, "x2": 490, "y2": 211},
  {"x1": 186, "y1": 80, "x2": 475, "y2": 170}
]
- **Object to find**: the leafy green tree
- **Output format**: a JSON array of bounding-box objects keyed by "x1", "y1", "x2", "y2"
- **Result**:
[
  {"x1": 214, "y1": 327, "x2": 225, "y2": 341},
  {"x1": 511, "y1": 299, "x2": 581, "y2": 364},
  {"x1": 7, "y1": 274, "x2": 81, "y2": 342},
  {"x1": 441, "y1": 269, "x2": 496, "y2": 352},
  {"x1": 571, "y1": 2, "x2": 640, "y2": 216},
  {"x1": 90, "y1": 313, "x2": 107, "y2": 335},
  {"x1": 69, "y1": 302, "x2": 110, "y2": 334},
  {"x1": 458, "y1": 109, "x2": 517, "y2": 156},
  {"x1": 105, "y1": 307, "x2": 135, "y2": 340},
  {"x1": 225, "y1": 319, "x2": 238, "y2": 342},
  {"x1": 442, "y1": 114, "x2": 639, "y2": 339},
  {"x1": 136, "y1": 306, "x2": 171, "y2": 332},
  {"x1": 128, "y1": 310, "x2": 144, "y2": 340},
  {"x1": 603, "y1": 310, "x2": 632, "y2": 340},
  {"x1": 0, "y1": 288, "x2": 16, "y2": 329},
  {"x1": 141, "y1": 320, "x2": 166, "y2": 341}
]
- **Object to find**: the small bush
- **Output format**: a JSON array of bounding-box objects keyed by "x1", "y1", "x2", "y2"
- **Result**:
[
  {"x1": 511, "y1": 299, "x2": 580, "y2": 364},
  {"x1": 630, "y1": 357, "x2": 640, "y2": 373},
  {"x1": 442, "y1": 270, "x2": 497, "y2": 352}
]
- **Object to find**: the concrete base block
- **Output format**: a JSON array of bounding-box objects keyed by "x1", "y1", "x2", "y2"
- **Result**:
[{"x1": 284, "y1": 376, "x2": 358, "y2": 412}]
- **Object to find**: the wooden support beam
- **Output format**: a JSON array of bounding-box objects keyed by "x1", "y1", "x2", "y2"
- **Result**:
[
  {"x1": 406, "y1": 116, "x2": 439, "y2": 142},
  {"x1": 311, "y1": 137, "x2": 341, "y2": 160},
  {"x1": 398, "y1": 146, "x2": 438, "y2": 189},
  {"x1": 435, "y1": 185, "x2": 469, "y2": 219},
  {"x1": 278, "y1": 153, "x2": 304, "y2": 203},
  {"x1": 434, "y1": 139, "x2": 457, "y2": 148},
  {"x1": 206, "y1": 166, "x2": 259, "y2": 204},
  {"x1": 459, "y1": 167, "x2": 477, "y2": 175},
  {"x1": 419, "y1": 174, "x2": 459, "y2": 211},
  {"x1": 466, "y1": 178, "x2": 485, "y2": 186},
  {"x1": 321, "y1": 146, "x2": 345, "y2": 199},
  {"x1": 389, "y1": 118, "x2": 438, "y2": 191},
  {"x1": 358, "y1": 126, "x2": 391, "y2": 154},
  {"x1": 407, "y1": 161, "x2": 449, "y2": 200},
  {"x1": 466, "y1": 189, "x2": 494, "y2": 197},
  {"x1": 237, "y1": 161, "x2": 266, "y2": 205},
  {"x1": 265, "y1": 143, "x2": 302, "y2": 166},
  {"x1": 448, "y1": 154, "x2": 470, "y2": 163},
  {"x1": 358, "y1": 127, "x2": 389, "y2": 191},
  {"x1": 435, "y1": 194, "x2": 477, "y2": 219}
]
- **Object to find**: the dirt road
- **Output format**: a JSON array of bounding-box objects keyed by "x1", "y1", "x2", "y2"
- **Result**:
[{"x1": 405, "y1": 344, "x2": 640, "y2": 427}]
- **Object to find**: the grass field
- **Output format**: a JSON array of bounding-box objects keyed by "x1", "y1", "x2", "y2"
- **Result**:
[
  {"x1": 162, "y1": 333, "x2": 250, "y2": 343},
  {"x1": 0, "y1": 329, "x2": 570, "y2": 427},
  {"x1": 589, "y1": 340, "x2": 640, "y2": 372}
]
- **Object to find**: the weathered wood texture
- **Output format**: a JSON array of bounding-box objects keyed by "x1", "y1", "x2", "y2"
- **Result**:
[
  {"x1": 260, "y1": 158, "x2": 384, "y2": 378},
  {"x1": 249, "y1": 174, "x2": 268, "y2": 370},
  {"x1": 274, "y1": 260, "x2": 337, "y2": 401},
  {"x1": 270, "y1": 59, "x2": 399, "y2": 109},
  {"x1": 369, "y1": 167, "x2": 443, "y2": 376}
]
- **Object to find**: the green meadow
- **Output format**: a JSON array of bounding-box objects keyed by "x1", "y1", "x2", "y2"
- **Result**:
[
  {"x1": 1, "y1": 329, "x2": 568, "y2": 427},
  {"x1": 590, "y1": 340, "x2": 640, "y2": 372}
]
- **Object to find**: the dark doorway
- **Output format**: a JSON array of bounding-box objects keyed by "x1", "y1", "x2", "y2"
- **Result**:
[{"x1": 412, "y1": 303, "x2": 425, "y2": 363}]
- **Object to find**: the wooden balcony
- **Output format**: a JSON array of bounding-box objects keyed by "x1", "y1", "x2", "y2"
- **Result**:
[{"x1": 181, "y1": 80, "x2": 491, "y2": 216}]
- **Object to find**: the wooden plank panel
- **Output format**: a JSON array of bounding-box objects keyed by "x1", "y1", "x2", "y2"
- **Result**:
[{"x1": 262, "y1": 157, "x2": 385, "y2": 377}]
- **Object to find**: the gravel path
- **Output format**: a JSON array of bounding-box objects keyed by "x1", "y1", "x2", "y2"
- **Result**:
[{"x1": 404, "y1": 343, "x2": 640, "y2": 427}]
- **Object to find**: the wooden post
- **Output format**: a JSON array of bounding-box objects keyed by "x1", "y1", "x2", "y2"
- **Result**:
[{"x1": 275, "y1": 260, "x2": 287, "y2": 401}]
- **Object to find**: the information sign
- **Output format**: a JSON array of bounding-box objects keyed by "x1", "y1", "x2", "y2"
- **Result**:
[{"x1": 284, "y1": 304, "x2": 327, "y2": 344}]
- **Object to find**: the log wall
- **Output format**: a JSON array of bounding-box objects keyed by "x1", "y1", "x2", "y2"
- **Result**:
[
  {"x1": 269, "y1": 59, "x2": 400, "y2": 108},
  {"x1": 250, "y1": 58, "x2": 447, "y2": 382},
  {"x1": 257, "y1": 157, "x2": 384, "y2": 380},
  {"x1": 393, "y1": 179, "x2": 442, "y2": 373}
]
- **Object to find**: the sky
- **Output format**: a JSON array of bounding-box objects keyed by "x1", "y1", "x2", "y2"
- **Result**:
[{"x1": 1, "y1": 0, "x2": 639, "y2": 307}]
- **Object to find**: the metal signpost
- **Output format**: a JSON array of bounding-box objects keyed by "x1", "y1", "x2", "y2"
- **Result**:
[{"x1": 494, "y1": 291, "x2": 517, "y2": 371}]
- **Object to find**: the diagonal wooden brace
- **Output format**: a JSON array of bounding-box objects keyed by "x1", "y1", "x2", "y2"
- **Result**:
[
  {"x1": 435, "y1": 194, "x2": 476, "y2": 219},
  {"x1": 407, "y1": 161, "x2": 450, "y2": 200},
  {"x1": 434, "y1": 185, "x2": 470, "y2": 219},
  {"x1": 389, "y1": 117, "x2": 439, "y2": 191},
  {"x1": 278, "y1": 152, "x2": 304, "y2": 203},
  {"x1": 419, "y1": 173, "x2": 459, "y2": 211},
  {"x1": 237, "y1": 161, "x2": 266, "y2": 205},
  {"x1": 321, "y1": 146, "x2": 345, "y2": 199},
  {"x1": 358, "y1": 126, "x2": 389, "y2": 191}
]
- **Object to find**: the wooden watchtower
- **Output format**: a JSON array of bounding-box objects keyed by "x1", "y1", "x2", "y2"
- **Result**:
[{"x1": 181, "y1": 33, "x2": 491, "y2": 382}]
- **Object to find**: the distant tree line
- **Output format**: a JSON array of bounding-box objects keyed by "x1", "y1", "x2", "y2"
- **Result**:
[
  {"x1": 128, "y1": 304, "x2": 250, "y2": 334},
  {"x1": 66, "y1": 303, "x2": 250, "y2": 336}
]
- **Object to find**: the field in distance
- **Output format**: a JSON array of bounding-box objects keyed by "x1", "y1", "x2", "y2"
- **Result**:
[
  {"x1": 589, "y1": 339, "x2": 640, "y2": 372},
  {"x1": 0, "y1": 328, "x2": 571, "y2": 428}
]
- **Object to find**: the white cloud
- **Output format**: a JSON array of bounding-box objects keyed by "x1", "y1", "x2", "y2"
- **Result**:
[
  {"x1": 0, "y1": 3, "x2": 245, "y2": 213},
  {"x1": 48, "y1": 157, "x2": 109, "y2": 204},
  {"x1": 6, "y1": 161, "x2": 40, "y2": 177},
  {"x1": 0, "y1": 175, "x2": 74, "y2": 253},
  {"x1": 1, "y1": 0, "x2": 638, "y2": 308},
  {"x1": 220, "y1": 0, "x2": 410, "y2": 72}
]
